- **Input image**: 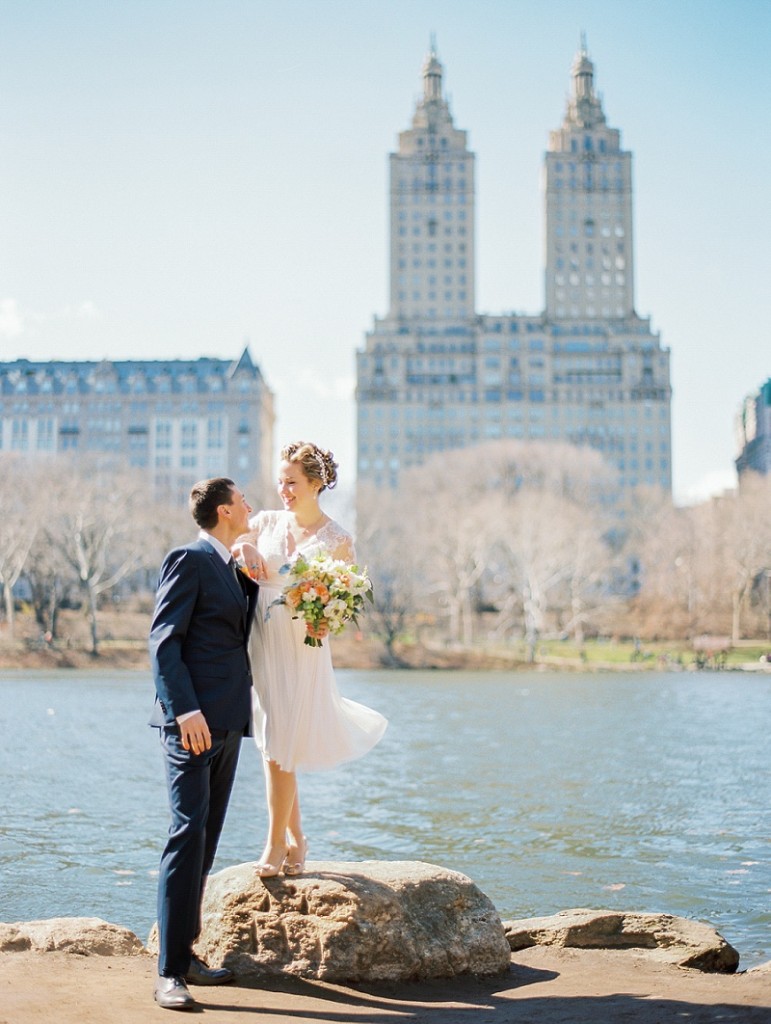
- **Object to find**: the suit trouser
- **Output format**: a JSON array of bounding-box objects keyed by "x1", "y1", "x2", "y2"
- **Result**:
[{"x1": 156, "y1": 726, "x2": 243, "y2": 977}]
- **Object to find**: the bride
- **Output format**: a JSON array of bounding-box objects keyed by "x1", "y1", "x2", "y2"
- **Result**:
[{"x1": 238, "y1": 441, "x2": 387, "y2": 877}]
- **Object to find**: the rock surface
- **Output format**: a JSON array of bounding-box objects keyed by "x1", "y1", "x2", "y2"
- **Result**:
[
  {"x1": 0, "y1": 917, "x2": 145, "y2": 956},
  {"x1": 152, "y1": 859, "x2": 511, "y2": 981},
  {"x1": 503, "y1": 908, "x2": 740, "y2": 972},
  {"x1": 746, "y1": 960, "x2": 771, "y2": 974}
]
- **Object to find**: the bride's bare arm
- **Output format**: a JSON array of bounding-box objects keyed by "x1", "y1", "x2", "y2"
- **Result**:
[{"x1": 232, "y1": 517, "x2": 268, "y2": 580}]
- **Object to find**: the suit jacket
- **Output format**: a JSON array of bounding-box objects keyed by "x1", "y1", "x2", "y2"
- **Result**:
[{"x1": 148, "y1": 538, "x2": 259, "y2": 733}]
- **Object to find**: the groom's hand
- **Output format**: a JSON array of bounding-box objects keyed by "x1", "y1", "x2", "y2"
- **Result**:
[{"x1": 178, "y1": 712, "x2": 212, "y2": 754}]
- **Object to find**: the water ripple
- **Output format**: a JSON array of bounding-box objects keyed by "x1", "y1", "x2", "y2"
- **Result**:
[{"x1": 1, "y1": 668, "x2": 769, "y2": 966}]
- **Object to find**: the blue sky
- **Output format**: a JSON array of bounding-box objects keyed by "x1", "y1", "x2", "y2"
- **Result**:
[{"x1": 0, "y1": 0, "x2": 768, "y2": 504}]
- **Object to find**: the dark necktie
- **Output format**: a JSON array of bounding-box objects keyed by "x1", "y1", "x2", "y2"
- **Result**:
[{"x1": 229, "y1": 559, "x2": 251, "y2": 614}]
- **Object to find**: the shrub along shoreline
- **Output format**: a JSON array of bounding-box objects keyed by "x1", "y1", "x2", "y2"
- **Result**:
[{"x1": 1, "y1": 609, "x2": 768, "y2": 674}]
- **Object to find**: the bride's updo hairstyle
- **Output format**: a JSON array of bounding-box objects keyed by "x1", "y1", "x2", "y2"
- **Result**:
[{"x1": 281, "y1": 441, "x2": 338, "y2": 492}]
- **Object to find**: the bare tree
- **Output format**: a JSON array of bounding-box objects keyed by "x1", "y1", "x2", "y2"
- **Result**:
[
  {"x1": 357, "y1": 483, "x2": 422, "y2": 664},
  {"x1": 490, "y1": 489, "x2": 576, "y2": 660},
  {"x1": 372, "y1": 440, "x2": 620, "y2": 653},
  {"x1": 561, "y1": 501, "x2": 619, "y2": 645},
  {"x1": 721, "y1": 474, "x2": 771, "y2": 641},
  {"x1": 620, "y1": 476, "x2": 771, "y2": 643},
  {"x1": 0, "y1": 456, "x2": 46, "y2": 636},
  {"x1": 54, "y1": 463, "x2": 154, "y2": 654},
  {"x1": 474, "y1": 442, "x2": 616, "y2": 655},
  {"x1": 23, "y1": 533, "x2": 78, "y2": 639},
  {"x1": 399, "y1": 450, "x2": 495, "y2": 645},
  {"x1": 620, "y1": 487, "x2": 693, "y2": 639},
  {"x1": 356, "y1": 440, "x2": 771, "y2": 656}
]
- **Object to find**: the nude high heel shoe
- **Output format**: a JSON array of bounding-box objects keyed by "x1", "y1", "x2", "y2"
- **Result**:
[
  {"x1": 255, "y1": 846, "x2": 288, "y2": 878},
  {"x1": 283, "y1": 836, "x2": 308, "y2": 876}
]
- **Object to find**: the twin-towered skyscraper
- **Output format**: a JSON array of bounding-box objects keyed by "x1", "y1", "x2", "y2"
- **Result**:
[
  {"x1": 386, "y1": 40, "x2": 476, "y2": 324},
  {"x1": 356, "y1": 40, "x2": 672, "y2": 502}
]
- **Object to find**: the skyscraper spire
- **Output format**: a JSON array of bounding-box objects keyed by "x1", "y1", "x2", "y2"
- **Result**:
[
  {"x1": 565, "y1": 34, "x2": 606, "y2": 128},
  {"x1": 422, "y1": 34, "x2": 443, "y2": 103},
  {"x1": 412, "y1": 38, "x2": 453, "y2": 132}
]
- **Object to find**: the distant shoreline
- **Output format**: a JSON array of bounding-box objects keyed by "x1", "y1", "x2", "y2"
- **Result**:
[
  {"x1": 1, "y1": 637, "x2": 769, "y2": 674},
  {"x1": 2, "y1": 607, "x2": 770, "y2": 673}
]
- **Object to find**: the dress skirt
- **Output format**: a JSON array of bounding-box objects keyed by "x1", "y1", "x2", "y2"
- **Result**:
[{"x1": 250, "y1": 583, "x2": 388, "y2": 772}]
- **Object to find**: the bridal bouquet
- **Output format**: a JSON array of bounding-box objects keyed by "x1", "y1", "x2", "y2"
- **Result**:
[{"x1": 273, "y1": 554, "x2": 373, "y2": 647}]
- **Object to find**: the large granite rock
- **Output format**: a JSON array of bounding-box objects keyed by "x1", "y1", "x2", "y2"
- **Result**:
[
  {"x1": 0, "y1": 917, "x2": 145, "y2": 956},
  {"x1": 151, "y1": 859, "x2": 510, "y2": 981},
  {"x1": 503, "y1": 908, "x2": 740, "y2": 972}
]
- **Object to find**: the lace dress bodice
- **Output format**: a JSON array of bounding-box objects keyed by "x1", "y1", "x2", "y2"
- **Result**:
[{"x1": 249, "y1": 510, "x2": 355, "y2": 590}]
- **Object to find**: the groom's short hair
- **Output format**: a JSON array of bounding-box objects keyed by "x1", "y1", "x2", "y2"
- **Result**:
[{"x1": 189, "y1": 478, "x2": 236, "y2": 529}]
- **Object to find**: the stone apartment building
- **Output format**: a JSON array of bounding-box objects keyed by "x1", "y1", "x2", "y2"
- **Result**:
[
  {"x1": 356, "y1": 40, "x2": 672, "y2": 504},
  {"x1": 735, "y1": 378, "x2": 771, "y2": 478},
  {"x1": 0, "y1": 347, "x2": 274, "y2": 504}
]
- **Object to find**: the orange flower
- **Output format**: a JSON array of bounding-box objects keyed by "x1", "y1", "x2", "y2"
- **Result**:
[{"x1": 298, "y1": 580, "x2": 329, "y2": 604}]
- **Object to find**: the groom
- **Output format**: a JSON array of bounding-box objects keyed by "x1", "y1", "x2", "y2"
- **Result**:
[{"x1": 149, "y1": 478, "x2": 259, "y2": 1011}]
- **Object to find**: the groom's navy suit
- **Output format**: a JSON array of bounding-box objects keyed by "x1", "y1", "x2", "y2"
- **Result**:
[{"x1": 149, "y1": 537, "x2": 258, "y2": 978}]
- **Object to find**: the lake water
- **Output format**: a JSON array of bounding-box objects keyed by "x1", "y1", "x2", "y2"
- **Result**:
[{"x1": 1, "y1": 669, "x2": 769, "y2": 968}]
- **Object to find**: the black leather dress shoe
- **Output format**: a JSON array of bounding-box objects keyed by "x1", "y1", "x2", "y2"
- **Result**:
[
  {"x1": 154, "y1": 975, "x2": 196, "y2": 1010},
  {"x1": 185, "y1": 954, "x2": 234, "y2": 986}
]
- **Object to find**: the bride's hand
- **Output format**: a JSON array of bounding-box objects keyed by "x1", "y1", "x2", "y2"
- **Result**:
[
  {"x1": 307, "y1": 621, "x2": 330, "y2": 640},
  {"x1": 232, "y1": 541, "x2": 268, "y2": 580}
]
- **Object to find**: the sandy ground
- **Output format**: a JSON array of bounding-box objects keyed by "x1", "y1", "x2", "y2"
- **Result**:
[{"x1": 1, "y1": 948, "x2": 769, "y2": 1024}]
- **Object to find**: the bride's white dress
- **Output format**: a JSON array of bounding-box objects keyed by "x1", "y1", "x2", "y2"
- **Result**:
[{"x1": 248, "y1": 509, "x2": 387, "y2": 772}]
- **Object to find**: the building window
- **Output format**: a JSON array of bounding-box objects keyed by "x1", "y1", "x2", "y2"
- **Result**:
[
  {"x1": 11, "y1": 419, "x2": 28, "y2": 450},
  {"x1": 181, "y1": 420, "x2": 197, "y2": 449},
  {"x1": 155, "y1": 420, "x2": 172, "y2": 449},
  {"x1": 207, "y1": 417, "x2": 224, "y2": 449},
  {"x1": 37, "y1": 418, "x2": 55, "y2": 451}
]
